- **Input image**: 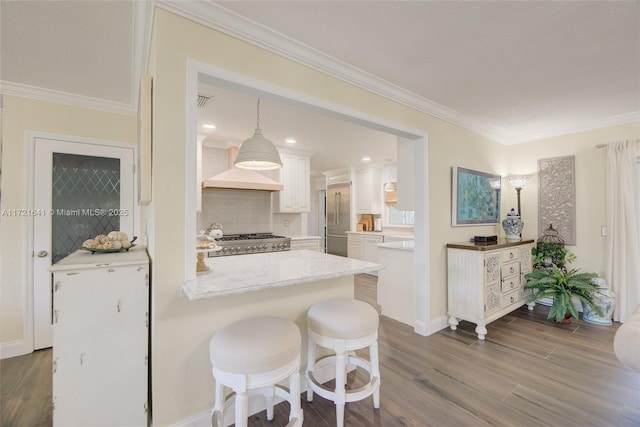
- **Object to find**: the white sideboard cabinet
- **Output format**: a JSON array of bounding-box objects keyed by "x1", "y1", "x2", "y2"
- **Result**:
[
  {"x1": 50, "y1": 246, "x2": 149, "y2": 426},
  {"x1": 446, "y1": 239, "x2": 534, "y2": 340}
]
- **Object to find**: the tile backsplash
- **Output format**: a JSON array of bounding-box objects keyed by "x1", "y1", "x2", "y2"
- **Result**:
[{"x1": 198, "y1": 189, "x2": 272, "y2": 234}]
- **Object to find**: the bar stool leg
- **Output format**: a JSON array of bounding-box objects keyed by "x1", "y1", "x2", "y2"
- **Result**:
[
  {"x1": 263, "y1": 387, "x2": 275, "y2": 421},
  {"x1": 334, "y1": 346, "x2": 347, "y2": 427},
  {"x1": 370, "y1": 341, "x2": 381, "y2": 409},
  {"x1": 289, "y1": 370, "x2": 302, "y2": 423},
  {"x1": 306, "y1": 338, "x2": 316, "y2": 402},
  {"x1": 212, "y1": 381, "x2": 225, "y2": 427},
  {"x1": 235, "y1": 390, "x2": 249, "y2": 427}
]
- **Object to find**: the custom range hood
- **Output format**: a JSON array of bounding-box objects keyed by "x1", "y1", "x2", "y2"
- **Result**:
[{"x1": 202, "y1": 147, "x2": 283, "y2": 192}]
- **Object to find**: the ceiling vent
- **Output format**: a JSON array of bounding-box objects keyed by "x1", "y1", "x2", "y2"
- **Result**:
[{"x1": 197, "y1": 94, "x2": 212, "y2": 109}]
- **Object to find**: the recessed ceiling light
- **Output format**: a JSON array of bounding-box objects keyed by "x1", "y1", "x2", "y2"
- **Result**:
[
  {"x1": 285, "y1": 138, "x2": 297, "y2": 144},
  {"x1": 203, "y1": 123, "x2": 216, "y2": 129},
  {"x1": 362, "y1": 156, "x2": 371, "y2": 162}
]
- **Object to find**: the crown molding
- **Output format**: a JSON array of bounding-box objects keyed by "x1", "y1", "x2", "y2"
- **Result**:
[
  {"x1": 156, "y1": 1, "x2": 512, "y2": 144},
  {"x1": 507, "y1": 111, "x2": 640, "y2": 145},
  {"x1": 0, "y1": 0, "x2": 153, "y2": 118},
  {"x1": 0, "y1": 80, "x2": 136, "y2": 116},
  {"x1": 158, "y1": 1, "x2": 639, "y2": 145}
]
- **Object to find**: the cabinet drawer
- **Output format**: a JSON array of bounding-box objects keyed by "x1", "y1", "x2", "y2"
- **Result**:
[
  {"x1": 501, "y1": 292, "x2": 522, "y2": 308},
  {"x1": 501, "y1": 275, "x2": 521, "y2": 294},
  {"x1": 291, "y1": 242, "x2": 320, "y2": 251},
  {"x1": 501, "y1": 261, "x2": 520, "y2": 279},
  {"x1": 502, "y1": 248, "x2": 520, "y2": 263},
  {"x1": 348, "y1": 234, "x2": 361, "y2": 243}
]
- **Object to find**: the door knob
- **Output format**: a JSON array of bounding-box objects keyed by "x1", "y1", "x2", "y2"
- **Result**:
[{"x1": 36, "y1": 250, "x2": 48, "y2": 258}]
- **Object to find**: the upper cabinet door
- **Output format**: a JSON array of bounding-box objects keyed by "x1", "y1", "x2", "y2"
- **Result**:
[
  {"x1": 355, "y1": 166, "x2": 382, "y2": 215},
  {"x1": 274, "y1": 154, "x2": 310, "y2": 213}
]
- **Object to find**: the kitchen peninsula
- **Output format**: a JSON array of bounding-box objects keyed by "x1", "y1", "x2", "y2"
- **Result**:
[
  {"x1": 182, "y1": 249, "x2": 382, "y2": 299},
  {"x1": 179, "y1": 250, "x2": 382, "y2": 423}
]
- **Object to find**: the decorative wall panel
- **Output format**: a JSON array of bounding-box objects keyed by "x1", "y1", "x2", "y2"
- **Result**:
[{"x1": 538, "y1": 155, "x2": 576, "y2": 245}]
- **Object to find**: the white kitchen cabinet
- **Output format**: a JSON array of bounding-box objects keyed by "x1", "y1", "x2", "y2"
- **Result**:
[
  {"x1": 347, "y1": 232, "x2": 383, "y2": 268},
  {"x1": 446, "y1": 239, "x2": 534, "y2": 340},
  {"x1": 362, "y1": 234, "x2": 384, "y2": 264},
  {"x1": 50, "y1": 247, "x2": 149, "y2": 426},
  {"x1": 273, "y1": 153, "x2": 310, "y2": 213},
  {"x1": 290, "y1": 236, "x2": 322, "y2": 251},
  {"x1": 347, "y1": 233, "x2": 362, "y2": 259},
  {"x1": 355, "y1": 166, "x2": 382, "y2": 215}
]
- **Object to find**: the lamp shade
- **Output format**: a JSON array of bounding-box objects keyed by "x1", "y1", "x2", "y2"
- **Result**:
[
  {"x1": 234, "y1": 128, "x2": 282, "y2": 170},
  {"x1": 507, "y1": 174, "x2": 533, "y2": 189},
  {"x1": 489, "y1": 177, "x2": 502, "y2": 190},
  {"x1": 234, "y1": 99, "x2": 282, "y2": 170},
  {"x1": 384, "y1": 181, "x2": 396, "y2": 192}
]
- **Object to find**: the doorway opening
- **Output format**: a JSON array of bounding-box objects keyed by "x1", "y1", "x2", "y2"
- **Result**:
[{"x1": 185, "y1": 60, "x2": 431, "y2": 335}]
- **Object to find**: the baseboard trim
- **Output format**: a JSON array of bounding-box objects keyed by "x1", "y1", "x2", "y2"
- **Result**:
[
  {"x1": 430, "y1": 315, "x2": 449, "y2": 335},
  {"x1": 172, "y1": 357, "x2": 342, "y2": 427},
  {"x1": 0, "y1": 340, "x2": 30, "y2": 360}
]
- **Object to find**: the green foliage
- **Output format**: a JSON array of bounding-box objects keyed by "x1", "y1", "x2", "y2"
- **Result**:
[
  {"x1": 524, "y1": 265, "x2": 603, "y2": 322},
  {"x1": 531, "y1": 242, "x2": 575, "y2": 269}
]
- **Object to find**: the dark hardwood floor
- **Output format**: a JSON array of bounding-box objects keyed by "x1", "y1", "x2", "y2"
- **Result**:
[{"x1": 2, "y1": 273, "x2": 639, "y2": 426}]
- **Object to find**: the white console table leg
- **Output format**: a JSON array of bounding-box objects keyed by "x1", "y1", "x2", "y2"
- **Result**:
[
  {"x1": 448, "y1": 315, "x2": 459, "y2": 331},
  {"x1": 475, "y1": 324, "x2": 487, "y2": 340}
]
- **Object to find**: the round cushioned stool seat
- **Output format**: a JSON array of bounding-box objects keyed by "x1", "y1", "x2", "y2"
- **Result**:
[
  {"x1": 210, "y1": 316, "x2": 301, "y2": 374},
  {"x1": 306, "y1": 298, "x2": 381, "y2": 427},
  {"x1": 308, "y1": 298, "x2": 379, "y2": 339}
]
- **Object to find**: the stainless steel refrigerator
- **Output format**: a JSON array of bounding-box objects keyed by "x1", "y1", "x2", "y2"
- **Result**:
[{"x1": 326, "y1": 182, "x2": 351, "y2": 257}]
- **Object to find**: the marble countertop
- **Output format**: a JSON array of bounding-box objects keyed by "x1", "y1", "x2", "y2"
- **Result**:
[
  {"x1": 182, "y1": 250, "x2": 383, "y2": 300},
  {"x1": 376, "y1": 240, "x2": 415, "y2": 251}
]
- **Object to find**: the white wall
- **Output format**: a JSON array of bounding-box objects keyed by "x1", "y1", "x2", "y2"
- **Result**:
[
  {"x1": 506, "y1": 124, "x2": 640, "y2": 275},
  {"x1": 0, "y1": 95, "x2": 136, "y2": 355},
  {"x1": 148, "y1": 9, "x2": 504, "y2": 424}
]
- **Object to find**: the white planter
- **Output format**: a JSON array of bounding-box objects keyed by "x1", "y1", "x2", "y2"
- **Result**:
[{"x1": 582, "y1": 278, "x2": 615, "y2": 325}]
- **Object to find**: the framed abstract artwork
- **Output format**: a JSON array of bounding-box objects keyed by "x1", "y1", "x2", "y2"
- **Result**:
[{"x1": 452, "y1": 166, "x2": 501, "y2": 226}]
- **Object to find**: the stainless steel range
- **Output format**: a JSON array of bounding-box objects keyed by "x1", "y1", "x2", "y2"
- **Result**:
[{"x1": 209, "y1": 233, "x2": 291, "y2": 257}]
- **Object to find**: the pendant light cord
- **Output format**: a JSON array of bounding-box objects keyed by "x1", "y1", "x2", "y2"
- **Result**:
[{"x1": 256, "y1": 98, "x2": 261, "y2": 130}]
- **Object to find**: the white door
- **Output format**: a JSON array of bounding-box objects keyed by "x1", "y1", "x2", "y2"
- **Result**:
[{"x1": 33, "y1": 138, "x2": 134, "y2": 349}]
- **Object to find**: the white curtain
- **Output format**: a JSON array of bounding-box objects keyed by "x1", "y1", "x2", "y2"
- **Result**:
[{"x1": 605, "y1": 140, "x2": 640, "y2": 322}]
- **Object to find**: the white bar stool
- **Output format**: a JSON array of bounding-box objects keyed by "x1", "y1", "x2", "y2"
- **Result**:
[
  {"x1": 209, "y1": 316, "x2": 303, "y2": 427},
  {"x1": 305, "y1": 298, "x2": 380, "y2": 427}
]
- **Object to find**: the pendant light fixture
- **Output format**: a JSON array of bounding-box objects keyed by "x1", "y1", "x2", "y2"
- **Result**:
[
  {"x1": 234, "y1": 99, "x2": 283, "y2": 170},
  {"x1": 383, "y1": 159, "x2": 397, "y2": 192}
]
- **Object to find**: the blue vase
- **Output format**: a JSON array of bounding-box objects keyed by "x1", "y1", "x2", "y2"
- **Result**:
[{"x1": 502, "y1": 214, "x2": 524, "y2": 240}]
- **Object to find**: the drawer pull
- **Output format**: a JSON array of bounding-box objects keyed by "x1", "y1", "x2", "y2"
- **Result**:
[
  {"x1": 510, "y1": 252, "x2": 514, "y2": 259},
  {"x1": 510, "y1": 267, "x2": 515, "y2": 274}
]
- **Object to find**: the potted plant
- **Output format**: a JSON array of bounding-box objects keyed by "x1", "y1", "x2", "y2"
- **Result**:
[
  {"x1": 524, "y1": 265, "x2": 603, "y2": 323},
  {"x1": 531, "y1": 241, "x2": 575, "y2": 270}
]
